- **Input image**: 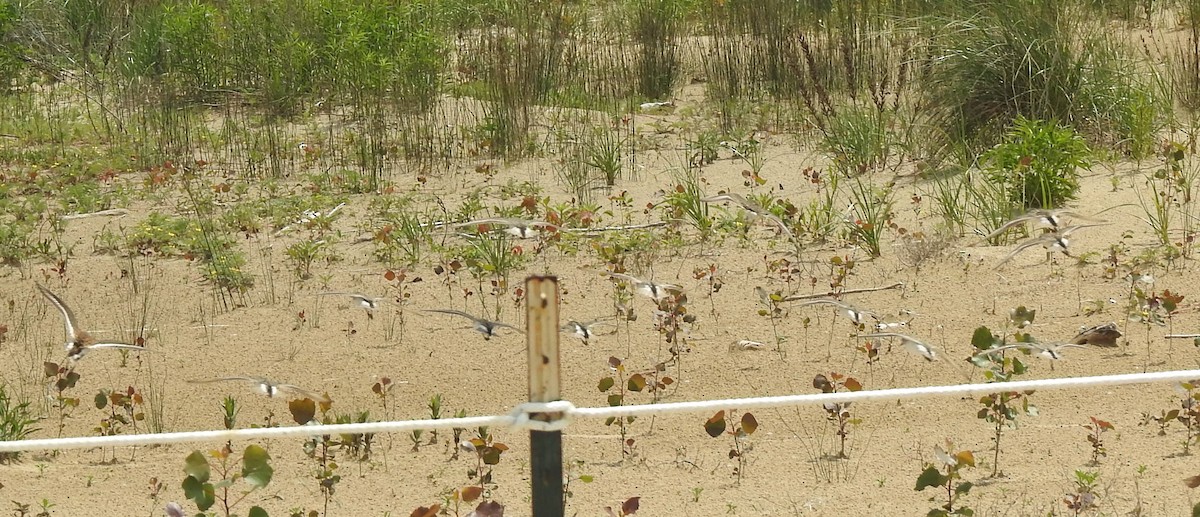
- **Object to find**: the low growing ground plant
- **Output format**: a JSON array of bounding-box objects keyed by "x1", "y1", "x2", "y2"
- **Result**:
[
  {"x1": 458, "y1": 427, "x2": 509, "y2": 502},
  {"x1": 968, "y1": 307, "x2": 1041, "y2": 477},
  {"x1": 0, "y1": 383, "x2": 37, "y2": 463},
  {"x1": 1083, "y1": 416, "x2": 1115, "y2": 465},
  {"x1": 599, "y1": 356, "x2": 643, "y2": 458},
  {"x1": 1063, "y1": 469, "x2": 1101, "y2": 516},
  {"x1": 181, "y1": 445, "x2": 274, "y2": 517},
  {"x1": 812, "y1": 372, "x2": 863, "y2": 459},
  {"x1": 703, "y1": 409, "x2": 758, "y2": 482},
  {"x1": 1142, "y1": 381, "x2": 1200, "y2": 455},
  {"x1": 915, "y1": 441, "x2": 975, "y2": 517}
]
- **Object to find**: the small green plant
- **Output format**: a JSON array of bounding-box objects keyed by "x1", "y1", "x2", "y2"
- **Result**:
[
  {"x1": 822, "y1": 106, "x2": 892, "y2": 176},
  {"x1": 931, "y1": 173, "x2": 968, "y2": 236},
  {"x1": 92, "y1": 386, "x2": 145, "y2": 462},
  {"x1": 703, "y1": 409, "x2": 758, "y2": 482},
  {"x1": 181, "y1": 445, "x2": 273, "y2": 517},
  {"x1": 1083, "y1": 416, "x2": 1114, "y2": 465},
  {"x1": 586, "y1": 124, "x2": 627, "y2": 187},
  {"x1": 0, "y1": 384, "x2": 38, "y2": 463},
  {"x1": 968, "y1": 307, "x2": 1041, "y2": 478},
  {"x1": 812, "y1": 372, "x2": 863, "y2": 459},
  {"x1": 285, "y1": 239, "x2": 326, "y2": 280},
  {"x1": 914, "y1": 441, "x2": 975, "y2": 517},
  {"x1": 458, "y1": 427, "x2": 509, "y2": 501},
  {"x1": 982, "y1": 117, "x2": 1091, "y2": 209},
  {"x1": 43, "y1": 361, "x2": 81, "y2": 438},
  {"x1": 562, "y1": 459, "x2": 594, "y2": 511},
  {"x1": 411, "y1": 393, "x2": 442, "y2": 451},
  {"x1": 846, "y1": 178, "x2": 894, "y2": 258},
  {"x1": 1142, "y1": 381, "x2": 1200, "y2": 455},
  {"x1": 1063, "y1": 469, "x2": 1100, "y2": 516},
  {"x1": 662, "y1": 169, "x2": 712, "y2": 239},
  {"x1": 754, "y1": 287, "x2": 787, "y2": 356},
  {"x1": 599, "y1": 357, "x2": 643, "y2": 458}
]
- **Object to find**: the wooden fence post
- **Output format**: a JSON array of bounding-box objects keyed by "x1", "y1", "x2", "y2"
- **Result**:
[{"x1": 526, "y1": 276, "x2": 563, "y2": 517}]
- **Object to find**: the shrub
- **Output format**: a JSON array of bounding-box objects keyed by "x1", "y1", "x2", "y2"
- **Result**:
[
  {"x1": 924, "y1": 0, "x2": 1160, "y2": 157},
  {"x1": 982, "y1": 117, "x2": 1090, "y2": 209}
]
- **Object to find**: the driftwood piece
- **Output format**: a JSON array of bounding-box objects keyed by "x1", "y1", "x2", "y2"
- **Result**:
[
  {"x1": 781, "y1": 282, "x2": 905, "y2": 302},
  {"x1": 60, "y1": 208, "x2": 130, "y2": 221}
]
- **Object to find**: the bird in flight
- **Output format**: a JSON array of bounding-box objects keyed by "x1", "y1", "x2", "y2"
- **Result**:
[
  {"x1": 318, "y1": 292, "x2": 388, "y2": 319},
  {"x1": 593, "y1": 271, "x2": 682, "y2": 302},
  {"x1": 699, "y1": 192, "x2": 793, "y2": 238},
  {"x1": 974, "y1": 342, "x2": 1087, "y2": 361},
  {"x1": 424, "y1": 309, "x2": 523, "y2": 340},
  {"x1": 860, "y1": 332, "x2": 939, "y2": 361},
  {"x1": 983, "y1": 209, "x2": 1106, "y2": 241},
  {"x1": 36, "y1": 283, "x2": 148, "y2": 362},
  {"x1": 561, "y1": 318, "x2": 615, "y2": 345},
  {"x1": 452, "y1": 218, "x2": 559, "y2": 239},
  {"x1": 188, "y1": 376, "x2": 330, "y2": 403},
  {"x1": 993, "y1": 224, "x2": 1104, "y2": 269},
  {"x1": 793, "y1": 298, "x2": 879, "y2": 328}
]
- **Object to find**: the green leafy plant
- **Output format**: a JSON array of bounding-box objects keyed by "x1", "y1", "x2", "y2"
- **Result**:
[
  {"x1": 0, "y1": 384, "x2": 38, "y2": 464},
  {"x1": 704, "y1": 409, "x2": 758, "y2": 482},
  {"x1": 1142, "y1": 381, "x2": 1200, "y2": 455},
  {"x1": 181, "y1": 445, "x2": 273, "y2": 517},
  {"x1": 822, "y1": 105, "x2": 893, "y2": 176},
  {"x1": 968, "y1": 307, "x2": 1041, "y2": 478},
  {"x1": 925, "y1": 1, "x2": 1154, "y2": 156},
  {"x1": 458, "y1": 427, "x2": 509, "y2": 501},
  {"x1": 92, "y1": 386, "x2": 146, "y2": 462},
  {"x1": 220, "y1": 396, "x2": 239, "y2": 451},
  {"x1": 915, "y1": 441, "x2": 975, "y2": 517},
  {"x1": 586, "y1": 123, "x2": 627, "y2": 187},
  {"x1": 812, "y1": 372, "x2": 863, "y2": 459},
  {"x1": 1063, "y1": 469, "x2": 1100, "y2": 516},
  {"x1": 754, "y1": 287, "x2": 787, "y2": 356},
  {"x1": 846, "y1": 178, "x2": 894, "y2": 257},
  {"x1": 285, "y1": 239, "x2": 327, "y2": 280},
  {"x1": 982, "y1": 117, "x2": 1091, "y2": 209},
  {"x1": 43, "y1": 361, "x2": 80, "y2": 438},
  {"x1": 599, "y1": 356, "x2": 643, "y2": 458},
  {"x1": 662, "y1": 169, "x2": 712, "y2": 239},
  {"x1": 289, "y1": 397, "x2": 361, "y2": 515}
]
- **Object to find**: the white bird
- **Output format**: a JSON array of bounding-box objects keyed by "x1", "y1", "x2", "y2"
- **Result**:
[
  {"x1": 700, "y1": 193, "x2": 793, "y2": 238},
  {"x1": 993, "y1": 224, "x2": 1103, "y2": 269},
  {"x1": 318, "y1": 291, "x2": 389, "y2": 319},
  {"x1": 793, "y1": 298, "x2": 879, "y2": 327},
  {"x1": 594, "y1": 271, "x2": 682, "y2": 302},
  {"x1": 561, "y1": 319, "x2": 615, "y2": 345},
  {"x1": 975, "y1": 342, "x2": 1087, "y2": 361},
  {"x1": 983, "y1": 209, "x2": 1106, "y2": 241},
  {"x1": 188, "y1": 376, "x2": 329, "y2": 403},
  {"x1": 452, "y1": 218, "x2": 558, "y2": 239},
  {"x1": 424, "y1": 309, "x2": 522, "y2": 340},
  {"x1": 860, "y1": 332, "x2": 939, "y2": 361},
  {"x1": 37, "y1": 283, "x2": 149, "y2": 362}
]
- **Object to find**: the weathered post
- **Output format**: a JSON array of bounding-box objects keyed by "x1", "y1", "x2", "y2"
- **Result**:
[{"x1": 526, "y1": 276, "x2": 563, "y2": 516}]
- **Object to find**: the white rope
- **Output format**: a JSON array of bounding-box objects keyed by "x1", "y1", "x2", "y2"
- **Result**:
[
  {"x1": 572, "y1": 369, "x2": 1200, "y2": 420},
  {"x1": 2, "y1": 370, "x2": 1196, "y2": 453}
]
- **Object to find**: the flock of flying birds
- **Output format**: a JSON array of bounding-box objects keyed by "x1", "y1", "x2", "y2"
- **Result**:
[{"x1": 31, "y1": 205, "x2": 1119, "y2": 406}]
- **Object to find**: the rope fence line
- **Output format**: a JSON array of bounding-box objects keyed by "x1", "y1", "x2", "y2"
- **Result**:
[{"x1": 2, "y1": 369, "x2": 1197, "y2": 454}]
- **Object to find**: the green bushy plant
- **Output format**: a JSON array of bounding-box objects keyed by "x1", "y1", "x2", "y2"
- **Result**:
[{"x1": 982, "y1": 117, "x2": 1090, "y2": 209}]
